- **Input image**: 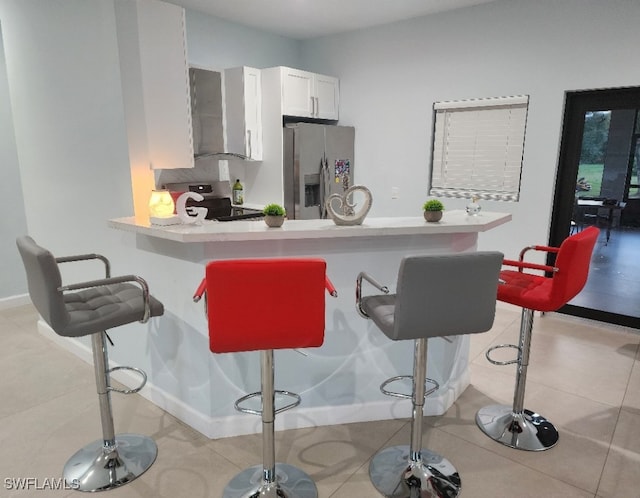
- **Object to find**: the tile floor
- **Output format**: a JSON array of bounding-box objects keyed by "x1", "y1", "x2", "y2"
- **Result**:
[
  {"x1": 570, "y1": 226, "x2": 640, "y2": 319},
  {"x1": 2, "y1": 302, "x2": 640, "y2": 497}
]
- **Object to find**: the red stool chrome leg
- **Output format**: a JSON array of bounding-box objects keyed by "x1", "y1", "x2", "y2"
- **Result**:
[
  {"x1": 476, "y1": 227, "x2": 599, "y2": 451},
  {"x1": 476, "y1": 308, "x2": 559, "y2": 451}
]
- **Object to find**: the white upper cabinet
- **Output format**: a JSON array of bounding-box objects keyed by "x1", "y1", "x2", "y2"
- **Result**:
[
  {"x1": 280, "y1": 67, "x2": 339, "y2": 120},
  {"x1": 223, "y1": 67, "x2": 263, "y2": 160},
  {"x1": 313, "y1": 73, "x2": 340, "y2": 120},
  {"x1": 129, "y1": 0, "x2": 194, "y2": 169}
]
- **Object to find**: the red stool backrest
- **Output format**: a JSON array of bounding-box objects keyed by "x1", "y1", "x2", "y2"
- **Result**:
[
  {"x1": 546, "y1": 226, "x2": 599, "y2": 309},
  {"x1": 499, "y1": 226, "x2": 599, "y2": 311},
  {"x1": 204, "y1": 258, "x2": 328, "y2": 353}
]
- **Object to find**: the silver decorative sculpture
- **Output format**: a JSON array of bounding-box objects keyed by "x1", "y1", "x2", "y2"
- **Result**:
[{"x1": 326, "y1": 174, "x2": 372, "y2": 226}]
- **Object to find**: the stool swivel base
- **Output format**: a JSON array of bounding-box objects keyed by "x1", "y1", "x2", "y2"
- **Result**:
[
  {"x1": 63, "y1": 434, "x2": 157, "y2": 492},
  {"x1": 476, "y1": 308, "x2": 559, "y2": 451},
  {"x1": 369, "y1": 445, "x2": 461, "y2": 498},
  {"x1": 475, "y1": 406, "x2": 559, "y2": 451},
  {"x1": 63, "y1": 331, "x2": 157, "y2": 491},
  {"x1": 368, "y1": 338, "x2": 461, "y2": 498},
  {"x1": 223, "y1": 463, "x2": 317, "y2": 498}
]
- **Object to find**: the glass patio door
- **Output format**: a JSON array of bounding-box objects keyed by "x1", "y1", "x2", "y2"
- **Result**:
[{"x1": 550, "y1": 87, "x2": 640, "y2": 329}]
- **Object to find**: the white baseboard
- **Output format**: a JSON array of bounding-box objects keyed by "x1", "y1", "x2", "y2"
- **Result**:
[
  {"x1": 0, "y1": 294, "x2": 31, "y2": 310},
  {"x1": 37, "y1": 320, "x2": 471, "y2": 440}
]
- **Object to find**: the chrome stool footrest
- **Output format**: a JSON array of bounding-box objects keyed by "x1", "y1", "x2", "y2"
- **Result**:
[
  {"x1": 380, "y1": 375, "x2": 439, "y2": 399},
  {"x1": 108, "y1": 366, "x2": 148, "y2": 394},
  {"x1": 485, "y1": 344, "x2": 520, "y2": 366},
  {"x1": 234, "y1": 390, "x2": 301, "y2": 415}
]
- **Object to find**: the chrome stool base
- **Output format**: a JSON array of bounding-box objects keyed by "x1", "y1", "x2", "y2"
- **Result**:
[
  {"x1": 63, "y1": 434, "x2": 158, "y2": 492},
  {"x1": 476, "y1": 404, "x2": 559, "y2": 451},
  {"x1": 222, "y1": 463, "x2": 317, "y2": 498},
  {"x1": 369, "y1": 445, "x2": 461, "y2": 498}
]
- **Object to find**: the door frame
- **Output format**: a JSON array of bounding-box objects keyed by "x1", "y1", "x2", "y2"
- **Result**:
[{"x1": 550, "y1": 86, "x2": 640, "y2": 329}]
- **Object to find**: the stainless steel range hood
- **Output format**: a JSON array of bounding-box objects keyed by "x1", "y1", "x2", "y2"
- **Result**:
[{"x1": 189, "y1": 67, "x2": 250, "y2": 160}]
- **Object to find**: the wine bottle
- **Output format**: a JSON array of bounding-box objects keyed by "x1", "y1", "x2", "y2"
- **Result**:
[{"x1": 232, "y1": 179, "x2": 244, "y2": 205}]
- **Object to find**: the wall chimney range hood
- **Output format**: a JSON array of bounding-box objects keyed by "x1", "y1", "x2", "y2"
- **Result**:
[{"x1": 189, "y1": 67, "x2": 250, "y2": 161}]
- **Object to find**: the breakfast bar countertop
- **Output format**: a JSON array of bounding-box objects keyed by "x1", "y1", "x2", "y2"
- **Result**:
[{"x1": 108, "y1": 210, "x2": 512, "y2": 243}]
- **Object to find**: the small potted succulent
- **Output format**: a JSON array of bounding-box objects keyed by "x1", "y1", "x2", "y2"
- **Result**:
[
  {"x1": 423, "y1": 199, "x2": 444, "y2": 222},
  {"x1": 262, "y1": 203, "x2": 286, "y2": 227}
]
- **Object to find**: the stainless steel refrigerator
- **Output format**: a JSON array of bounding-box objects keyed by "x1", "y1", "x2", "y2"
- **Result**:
[{"x1": 283, "y1": 122, "x2": 355, "y2": 219}]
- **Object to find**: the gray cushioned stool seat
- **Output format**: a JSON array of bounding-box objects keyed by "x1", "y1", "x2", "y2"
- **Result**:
[
  {"x1": 63, "y1": 284, "x2": 164, "y2": 336},
  {"x1": 16, "y1": 235, "x2": 163, "y2": 492}
]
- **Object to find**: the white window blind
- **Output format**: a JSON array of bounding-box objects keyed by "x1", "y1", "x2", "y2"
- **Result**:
[{"x1": 429, "y1": 95, "x2": 529, "y2": 202}]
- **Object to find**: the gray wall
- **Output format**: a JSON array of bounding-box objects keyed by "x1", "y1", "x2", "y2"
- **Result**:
[
  {"x1": 1, "y1": 0, "x2": 640, "y2": 301},
  {"x1": 300, "y1": 0, "x2": 640, "y2": 257},
  {"x1": 0, "y1": 20, "x2": 28, "y2": 300},
  {"x1": 0, "y1": 0, "x2": 300, "y2": 300}
]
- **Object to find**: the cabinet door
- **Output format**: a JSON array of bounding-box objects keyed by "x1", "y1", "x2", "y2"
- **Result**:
[
  {"x1": 282, "y1": 67, "x2": 314, "y2": 118},
  {"x1": 243, "y1": 67, "x2": 262, "y2": 160},
  {"x1": 314, "y1": 74, "x2": 339, "y2": 120},
  {"x1": 136, "y1": 0, "x2": 193, "y2": 169},
  {"x1": 224, "y1": 66, "x2": 263, "y2": 160}
]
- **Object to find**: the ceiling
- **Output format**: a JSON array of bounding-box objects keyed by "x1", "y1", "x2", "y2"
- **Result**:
[{"x1": 165, "y1": 0, "x2": 499, "y2": 40}]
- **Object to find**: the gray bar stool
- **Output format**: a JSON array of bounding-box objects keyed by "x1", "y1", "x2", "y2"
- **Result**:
[
  {"x1": 356, "y1": 252, "x2": 503, "y2": 498},
  {"x1": 16, "y1": 236, "x2": 164, "y2": 492}
]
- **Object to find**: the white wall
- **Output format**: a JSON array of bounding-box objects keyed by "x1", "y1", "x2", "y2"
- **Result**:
[
  {"x1": 2, "y1": 0, "x2": 639, "y2": 434},
  {"x1": 300, "y1": 0, "x2": 640, "y2": 258},
  {"x1": 0, "y1": 20, "x2": 28, "y2": 300},
  {"x1": 6, "y1": 0, "x2": 638, "y2": 300},
  {"x1": 0, "y1": 0, "x2": 300, "y2": 300},
  {"x1": 185, "y1": 9, "x2": 299, "y2": 71}
]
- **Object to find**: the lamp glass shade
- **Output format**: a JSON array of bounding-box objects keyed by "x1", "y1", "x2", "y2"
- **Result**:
[{"x1": 148, "y1": 190, "x2": 175, "y2": 217}]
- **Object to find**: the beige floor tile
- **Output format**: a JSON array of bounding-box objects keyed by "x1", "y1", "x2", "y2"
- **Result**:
[
  {"x1": 472, "y1": 312, "x2": 639, "y2": 407},
  {"x1": 0, "y1": 344, "x2": 94, "y2": 420},
  {"x1": 622, "y1": 349, "x2": 640, "y2": 411},
  {"x1": 435, "y1": 366, "x2": 618, "y2": 493},
  {"x1": 3, "y1": 304, "x2": 640, "y2": 498},
  {"x1": 598, "y1": 409, "x2": 640, "y2": 498},
  {"x1": 468, "y1": 305, "x2": 521, "y2": 363}
]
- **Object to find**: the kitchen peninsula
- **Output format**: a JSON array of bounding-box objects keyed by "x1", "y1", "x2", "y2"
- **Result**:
[{"x1": 104, "y1": 211, "x2": 511, "y2": 439}]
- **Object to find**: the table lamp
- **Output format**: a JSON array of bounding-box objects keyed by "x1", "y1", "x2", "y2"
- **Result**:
[{"x1": 149, "y1": 189, "x2": 180, "y2": 225}]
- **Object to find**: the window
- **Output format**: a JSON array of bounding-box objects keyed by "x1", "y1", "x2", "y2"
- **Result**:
[{"x1": 429, "y1": 95, "x2": 529, "y2": 202}]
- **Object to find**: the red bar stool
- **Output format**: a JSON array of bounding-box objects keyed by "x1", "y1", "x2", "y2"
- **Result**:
[
  {"x1": 193, "y1": 258, "x2": 337, "y2": 498},
  {"x1": 476, "y1": 226, "x2": 599, "y2": 451}
]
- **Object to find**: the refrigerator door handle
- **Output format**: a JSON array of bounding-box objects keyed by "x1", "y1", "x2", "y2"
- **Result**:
[{"x1": 320, "y1": 156, "x2": 328, "y2": 219}]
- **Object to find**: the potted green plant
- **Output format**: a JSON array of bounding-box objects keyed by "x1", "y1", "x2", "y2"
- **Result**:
[
  {"x1": 262, "y1": 203, "x2": 286, "y2": 227},
  {"x1": 423, "y1": 199, "x2": 444, "y2": 222}
]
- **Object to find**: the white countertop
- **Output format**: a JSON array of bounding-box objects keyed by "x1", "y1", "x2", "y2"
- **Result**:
[{"x1": 108, "y1": 210, "x2": 511, "y2": 243}]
